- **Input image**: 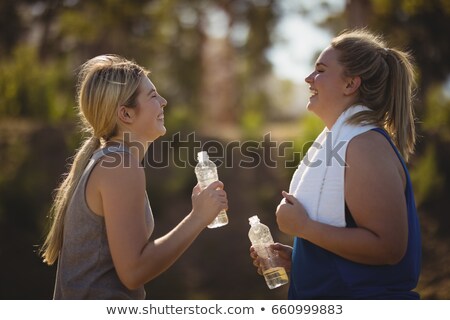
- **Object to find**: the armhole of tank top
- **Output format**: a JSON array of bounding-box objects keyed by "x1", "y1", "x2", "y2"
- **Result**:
[
  {"x1": 370, "y1": 128, "x2": 409, "y2": 191},
  {"x1": 344, "y1": 202, "x2": 357, "y2": 228},
  {"x1": 80, "y1": 154, "x2": 107, "y2": 220}
]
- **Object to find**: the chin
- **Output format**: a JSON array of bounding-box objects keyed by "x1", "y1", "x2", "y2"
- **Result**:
[
  {"x1": 147, "y1": 128, "x2": 166, "y2": 142},
  {"x1": 153, "y1": 128, "x2": 166, "y2": 140},
  {"x1": 306, "y1": 101, "x2": 314, "y2": 112},
  {"x1": 159, "y1": 126, "x2": 167, "y2": 136}
]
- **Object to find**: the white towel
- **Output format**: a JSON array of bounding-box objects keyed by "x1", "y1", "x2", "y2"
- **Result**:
[{"x1": 289, "y1": 105, "x2": 376, "y2": 227}]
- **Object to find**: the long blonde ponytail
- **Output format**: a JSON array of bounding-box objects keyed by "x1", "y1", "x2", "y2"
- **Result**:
[{"x1": 41, "y1": 136, "x2": 100, "y2": 264}]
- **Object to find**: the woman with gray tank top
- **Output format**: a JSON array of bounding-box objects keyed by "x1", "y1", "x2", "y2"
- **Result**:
[{"x1": 40, "y1": 55, "x2": 228, "y2": 299}]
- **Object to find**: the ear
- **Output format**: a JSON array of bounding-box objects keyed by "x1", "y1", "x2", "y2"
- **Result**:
[
  {"x1": 344, "y1": 76, "x2": 361, "y2": 95},
  {"x1": 117, "y1": 105, "x2": 134, "y2": 124}
]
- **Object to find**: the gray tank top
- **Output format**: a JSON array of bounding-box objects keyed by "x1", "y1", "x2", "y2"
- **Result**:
[{"x1": 54, "y1": 145, "x2": 154, "y2": 299}]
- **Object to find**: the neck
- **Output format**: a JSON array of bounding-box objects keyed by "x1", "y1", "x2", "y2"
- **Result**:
[
  {"x1": 321, "y1": 108, "x2": 345, "y2": 129},
  {"x1": 324, "y1": 102, "x2": 360, "y2": 129},
  {"x1": 107, "y1": 135, "x2": 152, "y2": 163},
  {"x1": 323, "y1": 113, "x2": 340, "y2": 130}
]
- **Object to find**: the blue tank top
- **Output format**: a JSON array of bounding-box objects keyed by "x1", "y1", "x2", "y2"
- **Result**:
[{"x1": 288, "y1": 128, "x2": 421, "y2": 299}]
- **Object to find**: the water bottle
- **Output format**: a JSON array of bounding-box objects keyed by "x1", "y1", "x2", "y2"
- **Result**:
[
  {"x1": 248, "y1": 215, "x2": 288, "y2": 289},
  {"x1": 195, "y1": 151, "x2": 228, "y2": 228}
]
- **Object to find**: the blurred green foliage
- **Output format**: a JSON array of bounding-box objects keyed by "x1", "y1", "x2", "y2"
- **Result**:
[
  {"x1": 0, "y1": 46, "x2": 73, "y2": 121},
  {"x1": 423, "y1": 83, "x2": 450, "y2": 141},
  {"x1": 410, "y1": 144, "x2": 444, "y2": 205},
  {"x1": 411, "y1": 82, "x2": 450, "y2": 206}
]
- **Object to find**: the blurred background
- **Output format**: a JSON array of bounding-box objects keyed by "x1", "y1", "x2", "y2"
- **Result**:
[{"x1": 0, "y1": 0, "x2": 449, "y2": 299}]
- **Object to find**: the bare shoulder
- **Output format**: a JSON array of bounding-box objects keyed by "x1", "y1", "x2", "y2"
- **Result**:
[
  {"x1": 85, "y1": 151, "x2": 145, "y2": 216},
  {"x1": 347, "y1": 130, "x2": 392, "y2": 164},
  {"x1": 346, "y1": 131, "x2": 403, "y2": 171},
  {"x1": 89, "y1": 151, "x2": 145, "y2": 194},
  {"x1": 87, "y1": 152, "x2": 145, "y2": 200},
  {"x1": 345, "y1": 130, "x2": 406, "y2": 195}
]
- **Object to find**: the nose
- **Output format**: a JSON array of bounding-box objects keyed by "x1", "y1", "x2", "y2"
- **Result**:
[
  {"x1": 159, "y1": 95, "x2": 167, "y2": 108},
  {"x1": 305, "y1": 71, "x2": 314, "y2": 84}
]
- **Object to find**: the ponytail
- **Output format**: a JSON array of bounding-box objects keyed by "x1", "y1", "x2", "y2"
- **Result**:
[
  {"x1": 383, "y1": 49, "x2": 416, "y2": 162},
  {"x1": 41, "y1": 135, "x2": 100, "y2": 265}
]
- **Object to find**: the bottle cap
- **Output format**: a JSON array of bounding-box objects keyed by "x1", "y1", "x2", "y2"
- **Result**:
[
  {"x1": 197, "y1": 151, "x2": 209, "y2": 162},
  {"x1": 248, "y1": 215, "x2": 260, "y2": 226}
]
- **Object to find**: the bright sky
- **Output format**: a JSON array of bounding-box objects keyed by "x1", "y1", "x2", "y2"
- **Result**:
[
  {"x1": 203, "y1": 1, "x2": 345, "y2": 85},
  {"x1": 267, "y1": 0, "x2": 345, "y2": 84},
  {"x1": 203, "y1": 0, "x2": 346, "y2": 114},
  {"x1": 267, "y1": 18, "x2": 332, "y2": 84}
]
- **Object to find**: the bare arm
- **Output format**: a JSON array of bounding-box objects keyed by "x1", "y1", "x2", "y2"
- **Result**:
[
  {"x1": 97, "y1": 154, "x2": 228, "y2": 290},
  {"x1": 276, "y1": 131, "x2": 408, "y2": 265}
]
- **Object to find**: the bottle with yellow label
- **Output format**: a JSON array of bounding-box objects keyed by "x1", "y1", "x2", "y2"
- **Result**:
[{"x1": 248, "y1": 215, "x2": 288, "y2": 289}]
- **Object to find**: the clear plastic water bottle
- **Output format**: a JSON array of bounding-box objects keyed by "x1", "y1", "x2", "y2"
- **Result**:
[
  {"x1": 195, "y1": 151, "x2": 228, "y2": 228},
  {"x1": 248, "y1": 215, "x2": 288, "y2": 289}
]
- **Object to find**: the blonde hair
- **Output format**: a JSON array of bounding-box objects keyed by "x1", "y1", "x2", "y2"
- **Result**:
[
  {"x1": 41, "y1": 54, "x2": 149, "y2": 265},
  {"x1": 331, "y1": 29, "x2": 416, "y2": 161}
]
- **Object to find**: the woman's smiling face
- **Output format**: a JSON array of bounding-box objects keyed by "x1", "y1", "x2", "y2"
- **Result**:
[
  {"x1": 133, "y1": 76, "x2": 168, "y2": 142},
  {"x1": 304, "y1": 46, "x2": 354, "y2": 126}
]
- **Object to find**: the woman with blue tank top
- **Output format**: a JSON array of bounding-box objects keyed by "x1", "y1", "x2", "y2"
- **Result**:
[
  {"x1": 40, "y1": 55, "x2": 228, "y2": 299},
  {"x1": 250, "y1": 29, "x2": 421, "y2": 299}
]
